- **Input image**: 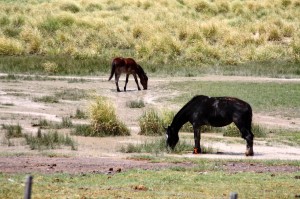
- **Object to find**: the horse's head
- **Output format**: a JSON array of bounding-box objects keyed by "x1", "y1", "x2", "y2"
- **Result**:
[
  {"x1": 137, "y1": 65, "x2": 148, "y2": 90},
  {"x1": 166, "y1": 126, "x2": 179, "y2": 150},
  {"x1": 140, "y1": 74, "x2": 148, "y2": 90}
]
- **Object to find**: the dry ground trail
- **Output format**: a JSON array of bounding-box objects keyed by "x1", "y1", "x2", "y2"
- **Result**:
[{"x1": 0, "y1": 74, "x2": 300, "y2": 174}]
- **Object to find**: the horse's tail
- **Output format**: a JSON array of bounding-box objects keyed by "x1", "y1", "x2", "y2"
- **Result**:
[{"x1": 108, "y1": 61, "x2": 116, "y2": 81}]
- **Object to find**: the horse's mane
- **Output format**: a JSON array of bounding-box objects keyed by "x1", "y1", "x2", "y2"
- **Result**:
[
  {"x1": 137, "y1": 64, "x2": 147, "y2": 78},
  {"x1": 172, "y1": 95, "x2": 208, "y2": 127}
]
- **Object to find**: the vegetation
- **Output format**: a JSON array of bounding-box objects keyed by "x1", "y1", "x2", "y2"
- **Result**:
[
  {"x1": 24, "y1": 129, "x2": 77, "y2": 150},
  {"x1": 88, "y1": 96, "x2": 130, "y2": 136},
  {"x1": 0, "y1": 0, "x2": 300, "y2": 76},
  {"x1": 126, "y1": 100, "x2": 145, "y2": 108},
  {"x1": 169, "y1": 81, "x2": 300, "y2": 118},
  {"x1": 1, "y1": 159, "x2": 300, "y2": 198},
  {"x1": 139, "y1": 109, "x2": 164, "y2": 136},
  {"x1": 2, "y1": 124, "x2": 22, "y2": 139},
  {"x1": 120, "y1": 137, "x2": 215, "y2": 154},
  {"x1": 223, "y1": 123, "x2": 267, "y2": 138}
]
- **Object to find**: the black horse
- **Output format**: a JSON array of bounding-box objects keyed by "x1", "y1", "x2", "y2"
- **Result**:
[{"x1": 166, "y1": 95, "x2": 254, "y2": 156}]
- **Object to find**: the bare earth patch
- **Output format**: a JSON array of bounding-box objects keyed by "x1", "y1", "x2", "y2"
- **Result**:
[{"x1": 0, "y1": 74, "x2": 300, "y2": 174}]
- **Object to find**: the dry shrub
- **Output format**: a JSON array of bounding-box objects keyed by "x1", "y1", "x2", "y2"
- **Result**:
[
  {"x1": 20, "y1": 27, "x2": 42, "y2": 53},
  {"x1": 0, "y1": 37, "x2": 23, "y2": 55},
  {"x1": 42, "y1": 61, "x2": 59, "y2": 74},
  {"x1": 89, "y1": 96, "x2": 130, "y2": 137}
]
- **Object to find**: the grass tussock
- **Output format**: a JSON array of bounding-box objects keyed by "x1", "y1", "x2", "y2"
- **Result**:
[
  {"x1": 139, "y1": 109, "x2": 164, "y2": 136},
  {"x1": 24, "y1": 128, "x2": 77, "y2": 150},
  {"x1": 2, "y1": 124, "x2": 23, "y2": 139},
  {"x1": 126, "y1": 100, "x2": 145, "y2": 108},
  {"x1": 88, "y1": 96, "x2": 130, "y2": 136}
]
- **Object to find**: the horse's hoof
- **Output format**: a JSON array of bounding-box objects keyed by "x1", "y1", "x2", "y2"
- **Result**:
[
  {"x1": 193, "y1": 148, "x2": 201, "y2": 154},
  {"x1": 245, "y1": 149, "x2": 254, "y2": 156}
]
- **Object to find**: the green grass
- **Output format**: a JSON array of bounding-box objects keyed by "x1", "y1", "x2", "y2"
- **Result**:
[
  {"x1": 24, "y1": 129, "x2": 77, "y2": 150},
  {"x1": 126, "y1": 100, "x2": 145, "y2": 108},
  {"x1": 0, "y1": 164, "x2": 299, "y2": 198},
  {"x1": 168, "y1": 81, "x2": 300, "y2": 118},
  {"x1": 2, "y1": 124, "x2": 22, "y2": 139},
  {"x1": 139, "y1": 109, "x2": 164, "y2": 136},
  {"x1": 120, "y1": 137, "x2": 215, "y2": 155}
]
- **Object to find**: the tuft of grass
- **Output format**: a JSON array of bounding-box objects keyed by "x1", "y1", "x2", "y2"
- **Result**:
[
  {"x1": 54, "y1": 89, "x2": 87, "y2": 101},
  {"x1": 2, "y1": 124, "x2": 22, "y2": 139},
  {"x1": 60, "y1": 2, "x2": 80, "y2": 13},
  {"x1": 72, "y1": 124, "x2": 93, "y2": 136},
  {"x1": 223, "y1": 123, "x2": 267, "y2": 138},
  {"x1": 33, "y1": 95, "x2": 59, "y2": 103},
  {"x1": 72, "y1": 108, "x2": 87, "y2": 119},
  {"x1": 139, "y1": 109, "x2": 164, "y2": 136},
  {"x1": 24, "y1": 129, "x2": 77, "y2": 150},
  {"x1": 126, "y1": 100, "x2": 145, "y2": 108},
  {"x1": 120, "y1": 137, "x2": 215, "y2": 154},
  {"x1": 88, "y1": 96, "x2": 130, "y2": 137}
]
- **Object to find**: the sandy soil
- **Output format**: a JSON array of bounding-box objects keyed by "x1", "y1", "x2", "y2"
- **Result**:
[{"x1": 0, "y1": 74, "x2": 299, "y2": 174}]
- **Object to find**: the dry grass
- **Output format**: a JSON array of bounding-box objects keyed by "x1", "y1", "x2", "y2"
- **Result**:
[{"x1": 0, "y1": 0, "x2": 299, "y2": 70}]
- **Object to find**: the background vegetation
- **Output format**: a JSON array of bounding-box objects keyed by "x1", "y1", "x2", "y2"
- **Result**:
[{"x1": 0, "y1": 0, "x2": 299, "y2": 76}]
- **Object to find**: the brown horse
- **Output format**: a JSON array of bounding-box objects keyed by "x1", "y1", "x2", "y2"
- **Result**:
[{"x1": 108, "y1": 57, "x2": 148, "y2": 92}]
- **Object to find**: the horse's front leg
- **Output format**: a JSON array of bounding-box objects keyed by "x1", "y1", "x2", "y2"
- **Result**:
[
  {"x1": 124, "y1": 74, "x2": 129, "y2": 91},
  {"x1": 193, "y1": 125, "x2": 201, "y2": 154},
  {"x1": 133, "y1": 74, "x2": 141, "y2": 91}
]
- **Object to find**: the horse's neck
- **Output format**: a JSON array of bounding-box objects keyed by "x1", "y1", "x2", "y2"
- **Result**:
[{"x1": 171, "y1": 110, "x2": 189, "y2": 133}]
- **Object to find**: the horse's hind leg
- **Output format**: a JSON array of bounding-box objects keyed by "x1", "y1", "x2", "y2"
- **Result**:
[
  {"x1": 124, "y1": 74, "x2": 129, "y2": 91},
  {"x1": 115, "y1": 74, "x2": 121, "y2": 92},
  {"x1": 235, "y1": 121, "x2": 254, "y2": 156},
  {"x1": 133, "y1": 74, "x2": 141, "y2": 91}
]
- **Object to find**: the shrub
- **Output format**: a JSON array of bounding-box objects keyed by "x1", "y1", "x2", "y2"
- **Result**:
[
  {"x1": 42, "y1": 61, "x2": 59, "y2": 74},
  {"x1": 0, "y1": 37, "x2": 23, "y2": 55},
  {"x1": 89, "y1": 96, "x2": 130, "y2": 136},
  {"x1": 139, "y1": 109, "x2": 164, "y2": 136}
]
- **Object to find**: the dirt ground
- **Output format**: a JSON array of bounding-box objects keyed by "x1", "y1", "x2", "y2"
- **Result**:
[{"x1": 0, "y1": 74, "x2": 300, "y2": 174}]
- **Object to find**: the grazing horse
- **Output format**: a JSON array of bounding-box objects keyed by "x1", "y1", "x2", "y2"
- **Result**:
[
  {"x1": 166, "y1": 95, "x2": 254, "y2": 156},
  {"x1": 108, "y1": 57, "x2": 148, "y2": 92}
]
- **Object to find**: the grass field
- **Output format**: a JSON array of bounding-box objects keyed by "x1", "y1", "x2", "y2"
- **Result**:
[
  {"x1": 167, "y1": 80, "x2": 300, "y2": 118},
  {"x1": 1, "y1": 158, "x2": 299, "y2": 198},
  {"x1": 0, "y1": 0, "x2": 300, "y2": 76}
]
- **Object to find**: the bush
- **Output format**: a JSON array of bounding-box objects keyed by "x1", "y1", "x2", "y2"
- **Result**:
[
  {"x1": 0, "y1": 37, "x2": 23, "y2": 55},
  {"x1": 89, "y1": 96, "x2": 130, "y2": 136},
  {"x1": 139, "y1": 109, "x2": 164, "y2": 136}
]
